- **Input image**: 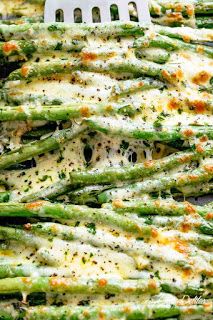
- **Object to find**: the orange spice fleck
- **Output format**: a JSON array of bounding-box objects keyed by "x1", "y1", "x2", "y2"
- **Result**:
[
  {"x1": 148, "y1": 279, "x2": 157, "y2": 289},
  {"x1": 179, "y1": 155, "x2": 192, "y2": 163}
]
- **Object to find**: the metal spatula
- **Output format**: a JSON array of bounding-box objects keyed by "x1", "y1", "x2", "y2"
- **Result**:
[{"x1": 44, "y1": 0, "x2": 151, "y2": 24}]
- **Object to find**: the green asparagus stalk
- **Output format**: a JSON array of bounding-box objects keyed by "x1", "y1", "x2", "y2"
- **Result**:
[
  {"x1": 85, "y1": 116, "x2": 213, "y2": 141},
  {"x1": 0, "y1": 203, "x2": 153, "y2": 237},
  {"x1": 20, "y1": 144, "x2": 213, "y2": 202},
  {"x1": 98, "y1": 164, "x2": 213, "y2": 204},
  {"x1": 0, "y1": 39, "x2": 84, "y2": 61},
  {"x1": 0, "y1": 124, "x2": 85, "y2": 170},
  {"x1": 8, "y1": 300, "x2": 213, "y2": 320},
  {"x1": 108, "y1": 198, "x2": 213, "y2": 220},
  {"x1": 0, "y1": 102, "x2": 138, "y2": 121},
  {"x1": 0, "y1": 277, "x2": 160, "y2": 295},
  {"x1": 155, "y1": 25, "x2": 213, "y2": 43},
  {"x1": 111, "y1": 77, "x2": 165, "y2": 97},
  {"x1": 7, "y1": 58, "x2": 180, "y2": 83},
  {"x1": 0, "y1": 264, "x2": 81, "y2": 279},
  {"x1": 196, "y1": 16, "x2": 213, "y2": 29},
  {"x1": 0, "y1": 22, "x2": 147, "y2": 42},
  {"x1": 134, "y1": 34, "x2": 213, "y2": 58},
  {"x1": 135, "y1": 47, "x2": 171, "y2": 64}
]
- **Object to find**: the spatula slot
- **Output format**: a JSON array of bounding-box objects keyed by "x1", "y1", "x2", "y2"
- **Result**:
[
  {"x1": 110, "y1": 4, "x2": 119, "y2": 21},
  {"x1": 56, "y1": 9, "x2": 64, "y2": 22},
  {"x1": 92, "y1": 7, "x2": 101, "y2": 23},
  {"x1": 129, "y1": 1, "x2": 139, "y2": 22},
  {"x1": 74, "y1": 8, "x2": 83, "y2": 23}
]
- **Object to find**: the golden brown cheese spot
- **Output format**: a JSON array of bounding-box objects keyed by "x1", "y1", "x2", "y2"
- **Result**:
[
  {"x1": 151, "y1": 228, "x2": 158, "y2": 238},
  {"x1": 3, "y1": 42, "x2": 19, "y2": 54},
  {"x1": 24, "y1": 223, "x2": 32, "y2": 230},
  {"x1": 173, "y1": 239, "x2": 189, "y2": 255},
  {"x1": 179, "y1": 155, "x2": 193, "y2": 163},
  {"x1": 192, "y1": 71, "x2": 211, "y2": 85},
  {"x1": 21, "y1": 65, "x2": 30, "y2": 77},
  {"x1": 144, "y1": 160, "x2": 154, "y2": 168},
  {"x1": 199, "y1": 136, "x2": 208, "y2": 142},
  {"x1": 188, "y1": 100, "x2": 207, "y2": 114},
  {"x1": 203, "y1": 165, "x2": 213, "y2": 173},
  {"x1": 148, "y1": 279, "x2": 158, "y2": 290},
  {"x1": 195, "y1": 143, "x2": 204, "y2": 153},
  {"x1": 182, "y1": 129, "x2": 194, "y2": 138},
  {"x1": 50, "y1": 278, "x2": 68, "y2": 287},
  {"x1": 81, "y1": 52, "x2": 98, "y2": 62},
  {"x1": 167, "y1": 12, "x2": 183, "y2": 21},
  {"x1": 181, "y1": 221, "x2": 192, "y2": 232},
  {"x1": 98, "y1": 278, "x2": 107, "y2": 287},
  {"x1": 174, "y1": 3, "x2": 183, "y2": 12},
  {"x1": 184, "y1": 201, "x2": 196, "y2": 214},
  {"x1": 80, "y1": 106, "x2": 91, "y2": 117},
  {"x1": 196, "y1": 45, "x2": 204, "y2": 55},
  {"x1": 167, "y1": 97, "x2": 180, "y2": 110},
  {"x1": 22, "y1": 277, "x2": 32, "y2": 284},
  {"x1": 186, "y1": 4, "x2": 194, "y2": 16},
  {"x1": 182, "y1": 35, "x2": 191, "y2": 43},
  {"x1": 112, "y1": 199, "x2": 124, "y2": 209},
  {"x1": 206, "y1": 212, "x2": 213, "y2": 220},
  {"x1": 25, "y1": 201, "x2": 46, "y2": 210}
]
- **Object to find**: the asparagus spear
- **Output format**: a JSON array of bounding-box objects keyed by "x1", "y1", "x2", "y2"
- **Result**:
[
  {"x1": 85, "y1": 116, "x2": 213, "y2": 141},
  {"x1": 0, "y1": 203, "x2": 153, "y2": 237},
  {"x1": 98, "y1": 164, "x2": 213, "y2": 204},
  {"x1": 0, "y1": 102, "x2": 138, "y2": 121},
  {"x1": 108, "y1": 198, "x2": 213, "y2": 220},
  {"x1": 8, "y1": 300, "x2": 212, "y2": 320},
  {"x1": 0, "y1": 277, "x2": 160, "y2": 295},
  {"x1": 134, "y1": 34, "x2": 213, "y2": 58},
  {"x1": 0, "y1": 39, "x2": 84, "y2": 61},
  {"x1": 6, "y1": 58, "x2": 180, "y2": 83},
  {"x1": 111, "y1": 77, "x2": 165, "y2": 97},
  {"x1": 135, "y1": 47, "x2": 171, "y2": 64},
  {"x1": 19, "y1": 144, "x2": 213, "y2": 202},
  {"x1": 0, "y1": 124, "x2": 85, "y2": 170},
  {"x1": 0, "y1": 22, "x2": 147, "y2": 41}
]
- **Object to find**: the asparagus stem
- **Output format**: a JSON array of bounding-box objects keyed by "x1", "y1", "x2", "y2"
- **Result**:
[
  {"x1": 10, "y1": 301, "x2": 213, "y2": 320},
  {"x1": 0, "y1": 102, "x2": 138, "y2": 121},
  {"x1": 19, "y1": 144, "x2": 213, "y2": 202},
  {"x1": 108, "y1": 198, "x2": 213, "y2": 220},
  {"x1": 6, "y1": 58, "x2": 180, "y2": 83},
  {"x1": 0, "y1": 277, "x2": 160, "y2": 295},
  {"x1": 0, "y1": 22, "x2": 147, "y2": 41},
  {"x1": 0, "y1": 124, "x2": 85, "y2": 170},
  {"x1": 134, "y1": 34, "x2": 213, "y2": 58},
  {"x1": 85, "y1": 116, "x2": 213, "y2": 141},
  {"x1": 98, "y1": 164, "x2": 213, "y2": 204},
  {"x1": 0, "y1": 202, "x2": 153, "y2": 237}
]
